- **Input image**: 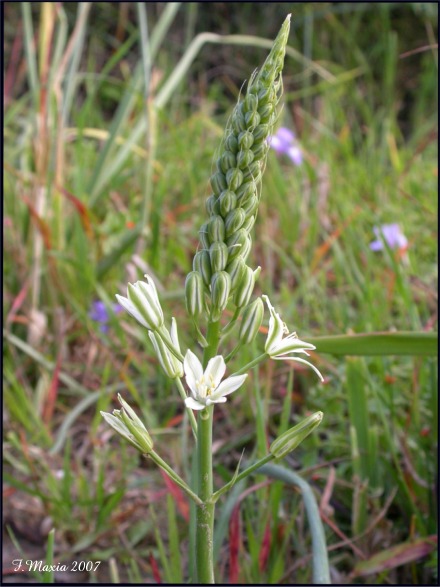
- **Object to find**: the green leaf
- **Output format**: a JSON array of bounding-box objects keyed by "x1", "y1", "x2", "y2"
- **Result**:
[{"x1": 308, "y1": 331, "x2": 437, "y2": 356}]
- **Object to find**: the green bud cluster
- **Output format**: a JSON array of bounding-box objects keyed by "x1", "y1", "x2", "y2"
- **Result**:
[{"x1": 187, "y1": 15, "x2": 291, "y2": 326}]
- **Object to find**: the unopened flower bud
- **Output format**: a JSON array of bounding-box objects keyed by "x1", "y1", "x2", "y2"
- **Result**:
[
  {"x1": 226, "y1": 134, "x2": 239, "y2": 153},
  {"x1": 242, "y1": 214, "x2": 256, "y2": 233},
  {"x1": 209, "y1": 241, "x2": 229, "y2": 273},
  {"x1": 238, "y1": 130, "x2": 254, "y2": 150},
  {"x1": 259, "y1": 102, "x2": 275, "y2": 123},
  {"x1": 208, "y1": 215, "x2": 226, "y2": 243},
  {"x1": 233, "y1": 265, "x2": 260, "y2": 308},
  {"x1": 242, "y1": 195, "x2": 259, "y2": 217},
  {"x1": 232, "y1": 111, "x2": 246, "y2": 134},
  {"x1": 185, "y1": 271, "x2": 206, "y2": 319},
  {"x1": 210, "y1": 271, "x2": 231, "y2": 321},
  {"x1": 225, "y1": 208, "x2": 246, "y2": 237},
  {"x1": 210, "y1": 171, "x2": 227, "y2": 195},
  {"x1": 199, "y1": 222, "x2": 210, "y2": 250},
  {"x1": 219, "y1": 151, "x2": 237, "y2": 173},
  {"x1": 245, "y1": 110, "x2": 261, "y2": 129},
  {"x1": 239, "y1": 298, "x2": 264, "y2": 344},
  {"x1": 219, "y1": 190, "x2": 237, "y2": 216},
  {"x1": 253, "y1": 123, "x2": 270, "y2": 143},
  {"x1": 241, "y1": 235, "x2": 252, "y2": 261},
  {"x1": 252, "y1": 140, "x2": 269, "y2": 160},
  {"x1": 101, "y1": 394, "x2": 154, "y2": 454},
  {"x1": 236, "y1": 180, "x2": 256, "y2": 206},
  {"x1": 116, "y1": 276, "x2": 164, "y2": 331},
  {"x1": 257, "y1": 86, "x2": 272, "y2": 105},
  {"x1": 244, "y1": 93, "x2": 258, "y2": 112},
  {"x1": 226, "y1": 228, "x2": 248, "y2": 260},
  {"x1": 270, "y1": 412, "x2": 323, "y2": 460},
  {"x1": 237, "y1": 149, "x2": 255, "y2": 169},
  {"x1": 206, "y1": 194, "x2": 219, "y2": 216},
  {"x1": 226, "y1": 256, "x2": 246, "y2": 291},
  {"x1": 226, "y1": 168, "x2": 244, "y2": 192},
  {"x1": 193, "y1": 250, "x2": 212, "y2": 286},
  {"x1": 242, "y1": 161, "x2": 261, "y2": 182},
  {"x1": 149, "y1": 319, "x2": 183, "y2": 379}
]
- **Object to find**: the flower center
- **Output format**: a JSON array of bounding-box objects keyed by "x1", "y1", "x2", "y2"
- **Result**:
[{"x1": 196, "y1": 374, "x2": 217, "y2": 399}]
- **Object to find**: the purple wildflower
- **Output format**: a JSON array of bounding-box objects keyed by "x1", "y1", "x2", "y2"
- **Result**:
[
  {"x1": 89, "y1": 300, "x2": 123, "y2": 333},
  {"x1": 268, "y1": 127, "x2": 303, "y2": 166},
  {"x1": 369, "y1": 224, "x2": 408, "y2": 252}
]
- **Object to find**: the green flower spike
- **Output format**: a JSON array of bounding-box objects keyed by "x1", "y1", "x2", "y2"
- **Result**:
[{"x1": 186, "y1": 15, "x2": 291, "y2": 326}]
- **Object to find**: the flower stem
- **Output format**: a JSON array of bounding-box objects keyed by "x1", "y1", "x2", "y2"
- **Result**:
[
  {"x1": 148, "y1": 450, "x2": 203, "y2": 505},
  {"x1": 194, "y1": 319, "x2": 221, "y2": 584},
  {"x1": 212, "y1": 453, "x2": 275, "y2": 502},
  {"x1": 230, "y1": 352, "x2": 268, "y2": 376}
]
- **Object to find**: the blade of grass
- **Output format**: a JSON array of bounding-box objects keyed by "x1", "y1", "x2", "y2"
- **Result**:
[
  {"x1": 258, "y1": 464, "x2": 331, "y2": 585},
  {"x1": 43, "y1": 528, "x2": 55, "y2": 583},
  {"x1": 21, "y1": 2, "x2": 39, "y2": 106},
  {"x1": 308, "y1": 331, "x2": 437, "y2": 356},
  {"x1": 167, "y1": 494, "x2": 183, "y2": 583}
]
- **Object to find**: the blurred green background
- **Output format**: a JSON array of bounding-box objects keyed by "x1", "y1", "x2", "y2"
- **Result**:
[{"x1": 3, "y1": 2, "x2": 438, "y2": 584}]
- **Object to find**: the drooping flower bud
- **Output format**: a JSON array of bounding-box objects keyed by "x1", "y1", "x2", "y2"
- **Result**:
[
  {"x1": 101, "y1": 394, "x2": 154, "y2": 454},
  {"x1": 116, "y1": 276, "x2": 164, "y2": 331},
  {"x1": 270, "y1": 412, "x2": 323, "y2": 460}
]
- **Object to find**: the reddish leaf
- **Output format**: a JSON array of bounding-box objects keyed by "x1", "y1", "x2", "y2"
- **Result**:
[
  {"x1": 229, "y1": 505, "x2": 241, "y2": 584},
  {"x1": 159, "y1": 470, "x2": 189, "y2": 522},
  {"x1": 6, "y1": 279, "x2": 30, "y2": 325},
  {"x1": 149, "y1": 553, "x2": 162, "y2": 583},
  {"x1": 352, "y1": 535, "x2": 438, "y2": 578},
  {"x1": 57, "y1": 184, "x2": 94, "y2": 239},
  {"x1": 42, "y1": 352, "x2": 62, "y2": 426},
  {"x1": 259, "y1": 520, "x2": 272, "y2": 572},
  {"x1": 22, "y1": 197, "x2": 52, "y2": 250}
]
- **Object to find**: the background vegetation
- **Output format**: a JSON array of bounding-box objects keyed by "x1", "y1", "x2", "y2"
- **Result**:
[{"x1": 3, "y1": 2, "x2": 438, "y2": 584}]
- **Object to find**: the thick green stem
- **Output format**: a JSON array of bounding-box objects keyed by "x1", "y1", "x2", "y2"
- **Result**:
[
  {"x1": 194, "y1": 319, "x2": 221, "y2": 583},
  {"x1": 196, "y1": 406, "x2": 215, "y2": 583}
]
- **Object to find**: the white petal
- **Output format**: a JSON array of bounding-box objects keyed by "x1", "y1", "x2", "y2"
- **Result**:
[
  {"x1": 170, "y1": 317, "x2": 181, "y2": 352},
  {"x1": 115, "y1": 294, "x2": 150, "y2": 329},
  {"x1": 272, "y1": 356, "x2": 324, "y2": 382},
  {"x1": 272, "y1": 337, "x2": 315, "y2": 356},
  {"x1": 185, "y1": 397, "x2": 206, "y2": 410},
  {"x1": 204, "y1": 355, "x2": 226, "y2": 388},
  {"x1": 206, "y1": 397, "x2": 227, "y2": 405},
  {"x1": 145, "y1": 274, "x2": 160, "y2": 304},
  {"x1": 211, "y1": 374, "x2": 247, "y2": 401},
  {"x1": 184, "y1": 349, "x2": 203, "y2": 395}
]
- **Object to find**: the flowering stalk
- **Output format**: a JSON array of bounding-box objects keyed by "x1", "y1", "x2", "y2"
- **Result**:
[
  {"x1": 102, "y1": 14, "x2": 327, "y2": 585},
  {"x1": 188, "y1": 16, "x2": 292, "y2": 583}
]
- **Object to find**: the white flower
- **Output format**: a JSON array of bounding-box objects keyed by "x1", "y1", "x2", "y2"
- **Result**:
[
  {"x1": 262, "y1": 295, "x2": 324, "y2": 382},
  {"x1": 149, "y1": 318, "x2": 183, "y2": 379},
  {"x1": 183, "y1": 350, "x2": 247, "y2": 410},
  {"x1": 116, "y1": 274, "x2": 164, "y2": 331}
]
